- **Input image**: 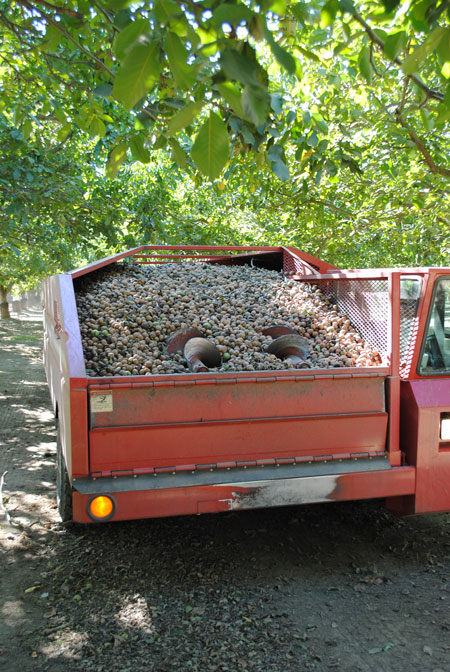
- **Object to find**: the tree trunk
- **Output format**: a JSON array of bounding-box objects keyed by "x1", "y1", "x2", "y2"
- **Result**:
[{"x1": 0, "y1": 285, "x2": 11, "y2": 319}]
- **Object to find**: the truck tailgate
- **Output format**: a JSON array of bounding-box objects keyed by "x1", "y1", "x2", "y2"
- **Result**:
[{"x1": 88, "y1": 371, "x2": 388, "y2": 473}]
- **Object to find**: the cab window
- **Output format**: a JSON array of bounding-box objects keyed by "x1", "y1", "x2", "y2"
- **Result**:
[{"x1": 419, "y1": 278, "x2": 450, "y2": 375}]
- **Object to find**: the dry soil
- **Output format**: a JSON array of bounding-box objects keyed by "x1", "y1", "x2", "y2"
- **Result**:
[{"x1": 1, "y1": 312, "x2": 450, "y2": 672}]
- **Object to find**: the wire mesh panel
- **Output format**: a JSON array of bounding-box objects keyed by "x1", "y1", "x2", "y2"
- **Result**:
[
  {"x1": 399, "y1": 276, "x2": 422, "y2": 377},
  {"x1": 283, "y1": 250, "x2": 319, "y2": 276},
  {"x1": 317, "y1": 279, "x2": 390, "y2": 357}
]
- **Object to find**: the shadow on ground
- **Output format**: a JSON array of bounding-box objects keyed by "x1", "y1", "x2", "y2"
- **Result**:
[{"x1": 1, "y1": 314, "x2": 450, "y2": 672}]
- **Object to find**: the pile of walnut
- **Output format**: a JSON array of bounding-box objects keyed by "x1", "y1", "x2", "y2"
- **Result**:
[{"x1": 76, "y1": 261, "x2": 382, "y2": 377}]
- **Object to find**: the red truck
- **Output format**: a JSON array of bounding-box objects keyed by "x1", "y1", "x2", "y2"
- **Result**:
[{"x1": 42, "y1": 245, "x2": 450, "y2": 523}]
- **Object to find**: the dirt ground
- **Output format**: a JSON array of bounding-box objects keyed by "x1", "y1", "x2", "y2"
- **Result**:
[{"x1": 1, "y1": 312, "x2": 450, "y2": 672}]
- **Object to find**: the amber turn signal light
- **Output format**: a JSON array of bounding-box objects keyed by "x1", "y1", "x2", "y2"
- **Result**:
[{"x1": 87, "y1": 495, "x2": 116, "y2": 521}]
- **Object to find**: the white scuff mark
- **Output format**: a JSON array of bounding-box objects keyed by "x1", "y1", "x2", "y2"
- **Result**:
[{"x1": 218, "y1": 475, "x2": 339, "y2": 511}]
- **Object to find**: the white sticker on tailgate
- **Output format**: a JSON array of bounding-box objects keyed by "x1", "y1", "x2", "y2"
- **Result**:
[{"x1": 91, "y1": 391, "x2": 113, "y2": 413}]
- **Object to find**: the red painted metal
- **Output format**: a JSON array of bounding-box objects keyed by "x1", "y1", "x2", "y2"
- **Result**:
[
  {"x1": 70, "y1": 244, "x2": 338, "y2": 278},
  {"x1": 89, "y1": 373, "x2": 387, "y2": 428},
  {"x1": 89, "y1": 412, "x2": 388, "y2": 472},
  {"x1": 41, "y1": 244, "x2": 450, "y2": 522},
  {"x1": 42, "y1": 274, "x2": 89, "y2": 479},
  {"x1": 390, "y1": 378, "x2": 450, "y2": 514},
  {"x1": 386, "y1": 273, "x2": 402, "y2": 466},
  {"x1": 70, "y1": 246, "x2": 282, "y2": 278},
  {"x1": 71, "y1": 466, "x2": 416, "y2": 523}
]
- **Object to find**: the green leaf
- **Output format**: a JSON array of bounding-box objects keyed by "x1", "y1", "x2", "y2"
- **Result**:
[
  {"x1": 312, "y1": 113, "x2": 328, "y2": 134},
  {"x1": 380, "y1": 0, "x2": 401, "y2": 12},
  {"x1": 191, "y1": 112, "x2": 229, "y2": 180},
  {"x1": 22, "y1": 118, "x2": 32, "y2": 140},
  {"x1": 56, "y1": 124, "x2": 71, "y2": 142},
  {"x1": 270, "y1": 93, "x2": 283, "y2": 115},
  {"x1": 153, "y1": 0, "x2": 180, "y2": 23},
  {"x1": 320, "y1": 0, "x2": 338, "y2": 28},
  {"x1": 167, "y1": 101, "x2": 203, "y2": 136},
  {"x1": 291, "y1": 2, "x2": 309, "y2": 23},
  {"x1": 169, "y1": 138, "x2": 187, "y2": 168},
  {"x1": 437, "y1": 27, "x2": 450, "y2": 63},
  {"x1": 286, "y1": 110, "x2": 297, "y2": 124},
  {"x1": 241, "y1": 125, "x2": 255, "y2": 145},
  {"x1": 130, "y1": 134, "x2": 150, "y2": 162},
  {"x1": 271, "y1": 159, "x2": 290, "y2": 180},
  {"x1": 263, "y1": 26, "x2": 296, "y2": 75},
  {"x1": 267, "y1": 143, "x2": 282, "y2": 161},
  {"x1": 248, "y1": 13, "x2": 265, "y2": 40},
  {"x1": 420, "y1": 108, "x2": 434, "y2": 131},
  {"x1": 43, "y1": 24, "x2": 62, "y2": 50},
  {"x1": 295, "y1": 45, "x2": 321, "y2": 63},
  {"x1": 106, "y1": 143, "x2": 127, "y2": 178},
  {"x1": 54, "y1": 107, "x2": 67, "y2": 124},
  {"x1": 93, "y1": 83, "x2": 113, "y2": 99},
  {"x1": 217, "y1": 82, "x2": 244, "y2": 117},
  {"x1": 384, "y1": 31, "x2": 408, "y2": 60},
  {"x1": 307, "y1": 131, "x2": 318, "y2": 147},
  {"x1": 358, "y1": 45, "x2": 373, "y2": 83},
  {"x1": 89, "y1": 116, "x2": 106, "y2": 138},
  {"x1": 436, "y1": 105, "x2": 450, "y2": 124},
  {"x1": 212, "y1": 4, "x2": 253, "y2": 27},
  {"x1": 402, "y1": 26, "x2": 448, "y2": 75},
  {"x1": 153, "y1": 134, "x2": 168, "y2": 150},
  {"x1": 269, "y1": 39, "x2": 297, "y2": 75},
  {"x1": 113, "y1": 42, "x2": 160, "y2": 110},
  {"x1": 113, "y1": 19, "x2": 151, "y2": 60},
  {"x1": 220, "y1": 48, "x2": 259, "y2": 87},
  {"x1": 445, "y1": 82, "x2": 450, "y2": 107},
  {"x1": 242, "y1": 84, "x2": 270, "y2": 126},
  {"x1": 268, "y1": 0, "x2": 286, "y2": 15},
  {"x1": 165, "y1": 32, "x2": 196, "y2": 89}
]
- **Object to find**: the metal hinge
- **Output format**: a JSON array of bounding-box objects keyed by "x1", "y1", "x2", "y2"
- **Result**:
[{"x1": 88, "y1": 451, "x2": 388, "y2": 480}]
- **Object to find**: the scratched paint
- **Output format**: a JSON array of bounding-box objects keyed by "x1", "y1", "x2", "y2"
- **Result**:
[{"x1": 220, "y1": 475, "x2": 339, "y2": 511}]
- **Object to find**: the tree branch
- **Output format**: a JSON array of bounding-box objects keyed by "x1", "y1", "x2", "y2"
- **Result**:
[
  {"x1": 16, "y1": 0, "x2": 115, "y2": 78},
  {"x1": 24, "y1": 0, "x2": 83, "y2": 18},
  {"x1": 395, "y1": 111, "x2": 450, "y2": 178},
  {"x1": 41, "y1": 53, "x2": 89, "y2": 90},
  {"x1": 271, "y1": 192, "x2": 353, "y2": 217},
  {"x1": 397, "y1": 76, "x2": 410, "y2": 115},
  {"x1": 0, "y1": 11, "x2": 41, "y2": 43},
  {"x1": 93, "y1": 2, "x2": 118, "y2": 31},
  {"x1": 299, "y1": 198, "x2": 353, "y2": 217},
  {"x1": 349, "y1": 7, "x2": 444, "y2": 103},
  {"x1": 44, "y1": 130, "x2": 74, "y2": 153},
  {"x1": 0, "y1": 55, "x2": 39, "y2": 84}
]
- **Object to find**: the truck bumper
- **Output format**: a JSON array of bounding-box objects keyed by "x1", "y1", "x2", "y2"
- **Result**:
[{"x1": 71, "y1": 457, "x2": 416, "y2": 523}]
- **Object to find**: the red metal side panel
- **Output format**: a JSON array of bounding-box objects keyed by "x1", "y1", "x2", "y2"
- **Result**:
[
  {"x1": 399, "y1": 379, "x2": 450, "y2": 513},
  {"x1": 89, "y1": 412, "x2": 388, "y2": 471},
  {"x1": 70, "y1": 383, "x2": 89, "y2": 476},
  {"x1": 90, "y1": 374, "x2": 387, "y2": 429},
  {"x1": 42, "y1": 274, "x2": 88, "y2": 479}
]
